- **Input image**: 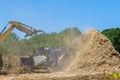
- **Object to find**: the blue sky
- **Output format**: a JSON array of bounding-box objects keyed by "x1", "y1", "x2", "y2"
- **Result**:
[{"x1": 0, "y1": 0, "x2": 120, "y2": 38}]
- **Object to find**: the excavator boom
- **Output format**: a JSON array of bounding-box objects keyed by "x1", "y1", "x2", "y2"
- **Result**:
[
  {"x1": 9, "y1": 21, "x2": 45, "y2": 37},
  {"x1": 0, "y1": 21, "x2": 44, "y2": 43},
  {"x1": 0, "y1": 26, "x2": 15, "y2": 43},
  {"x1": 9, "y1": 21, "x2": 33, "y2": 34}
]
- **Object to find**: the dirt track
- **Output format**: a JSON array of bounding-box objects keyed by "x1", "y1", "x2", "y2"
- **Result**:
[{"x1": 1, "y1": 29, "x2": 120, "y2": 80}]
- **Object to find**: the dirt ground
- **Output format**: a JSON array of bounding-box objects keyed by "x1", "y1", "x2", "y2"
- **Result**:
[
  {"x1": 0, "y1": 72, "x2": 110, "y2": 80},
  {"x1": 1, "y1": 29, "x2": 120, "y2": 80}
]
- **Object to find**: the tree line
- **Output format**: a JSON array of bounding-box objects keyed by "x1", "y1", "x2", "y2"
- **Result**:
[
  {"x1": 0, "y1": 27, "x2": 120, "y2": 55},
  {"x1": 102, "y1": 28, "x2": 120, "y2": 53},
  {"x1": 0, "y1": 27, "x2": 81, "y2": 55}
]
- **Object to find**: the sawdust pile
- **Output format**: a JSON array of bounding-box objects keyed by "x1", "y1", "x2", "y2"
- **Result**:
[
  {"x1": 66, "y1": 29, "x2": 120, "y2": 73},
  {"x1": 2, "y1": 54, "x2": 21, "y2": 74}
]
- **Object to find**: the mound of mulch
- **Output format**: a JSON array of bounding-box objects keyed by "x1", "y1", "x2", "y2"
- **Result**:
[
  {"x1": 66, "y1": 30, "x2": 120, "y2": 73},
  {"x1": 2, "y1": 54, "x2": 22, "y2": 74}
]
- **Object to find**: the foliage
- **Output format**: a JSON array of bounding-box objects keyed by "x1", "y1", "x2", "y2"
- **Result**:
[
  {"x1": 107, "y1": 72, "x2": 120, "y2": 80},
  {"x1": 0, "y1": 45, "x2": 8, "y2": 54},
  {"x1": 17, "y1": 39, "x2": 33, "y2": 56},
  {"x1": 0, "y1": 27, "x2": 82, "y2": 55},
  {"x1": 29, "y1": 27, "x2": 82, "y2": 48},
  {"x1": 102, "y1": 28, "x2": 120, "y2": 53},
  {"x1": 0, "y1": 33, "x2": 19, "y2": 55}
]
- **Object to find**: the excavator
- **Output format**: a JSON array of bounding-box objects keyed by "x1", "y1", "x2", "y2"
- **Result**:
[
  {"x1": 0, "y1": 21, "x2": 44, "y2": 74},
  {"x1": 0, "y1": 21, "x2": 45, "y2": 43},
  {"x1": 0, "y1": 21, "x2": 72, "y2": 74}
]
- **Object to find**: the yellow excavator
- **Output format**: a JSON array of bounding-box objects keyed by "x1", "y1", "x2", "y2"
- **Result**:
[{"x1": 0, "y1": 21, "x2": 45, "y2": 43}]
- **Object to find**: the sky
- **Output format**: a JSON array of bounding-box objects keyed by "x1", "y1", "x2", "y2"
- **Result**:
[{"x1": 0, "y1": 0, "x2": 120, "y2": 38}]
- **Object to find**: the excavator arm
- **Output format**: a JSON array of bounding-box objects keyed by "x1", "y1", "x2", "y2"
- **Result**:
[
  {"x1": 0, "y1": 21, "x2": 44, "y2": 43},
  {"x1": 0, "y1": 26, "x2": 15, "y2": 43},
  {"x1": 9, "y1": 21, "x2": 45, "y2": 37}
]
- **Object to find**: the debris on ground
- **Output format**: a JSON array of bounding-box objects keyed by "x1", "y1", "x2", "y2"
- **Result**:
[{"x1": 2, "y1": 54, "x2": 21, "y2": 74}]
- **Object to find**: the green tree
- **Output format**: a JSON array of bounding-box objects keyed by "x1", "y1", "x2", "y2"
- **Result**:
[
  {"x1": 29, "y1": 27, "x2": 82, "y2": 48},
  {"x1": 0, "y1": 33, "x2": 20, "y2": 54},
  {"x1": 0, "y1": 27, "x2": 82, "y2": 55},
  {"x1": 17, "y1": 39, "x2": 33, "y2": 56},
  {"x1": 102, "y1": 28, "x2": 120, "y2": 53}
]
